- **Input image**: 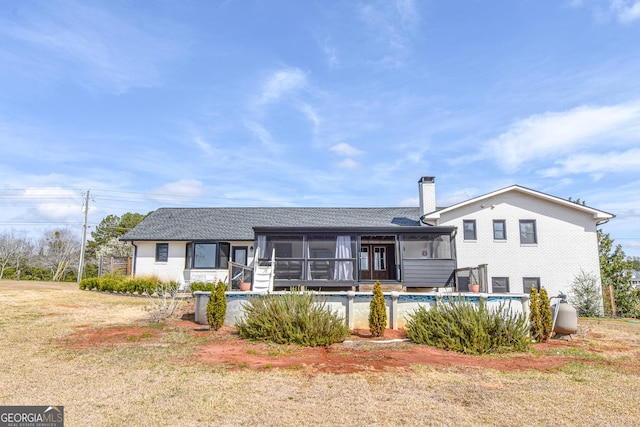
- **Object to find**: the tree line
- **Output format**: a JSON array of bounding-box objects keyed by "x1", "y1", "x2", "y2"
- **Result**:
[{"x1": 0, "y1": 212, "x2": 149, "y2": 282}]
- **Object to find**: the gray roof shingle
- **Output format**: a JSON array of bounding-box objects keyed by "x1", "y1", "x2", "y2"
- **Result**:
[{"x1": 120, "y1": 207, "x2": 422, "y2": 241}]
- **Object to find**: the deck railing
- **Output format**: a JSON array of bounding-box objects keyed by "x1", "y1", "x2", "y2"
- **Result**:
[{"x1": 228, "y1": 261, "x2": 253, "y2": 290}]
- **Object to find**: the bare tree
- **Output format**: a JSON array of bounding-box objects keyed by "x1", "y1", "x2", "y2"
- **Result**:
[
  {"x1": 0, "y1": 230, "x2": 34, "y2": 279},
  {"x1": 38, "y1": 228, "x2": 81, "y2": 281}
]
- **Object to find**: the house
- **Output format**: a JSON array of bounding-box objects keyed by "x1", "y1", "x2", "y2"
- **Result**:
[
  {"x1": 419, "y1": 178, "x2": 613, "y2": 297},
  {"x1": 120, "y1": 176, "x2": 613, "y2": 298},
  {"x1": 630, "y1": 270, "x2": 640, "y2": 288}
]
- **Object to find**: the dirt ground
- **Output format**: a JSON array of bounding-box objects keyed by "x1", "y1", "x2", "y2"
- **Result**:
[
  {"x1": 58, "y1": 305, "x2": 624, "y2": 375},
  {"x1": 6, "y1": 281, "x2": 640, "y2": 426}
]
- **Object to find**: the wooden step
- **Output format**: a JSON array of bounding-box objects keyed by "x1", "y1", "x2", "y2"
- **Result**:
[{"x1": 358, "y1": 283, "x2": 405, "y2": 293}]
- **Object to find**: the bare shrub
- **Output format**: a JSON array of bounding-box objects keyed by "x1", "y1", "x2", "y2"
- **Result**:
[{"x1": 144, "y1": 281, "x2": 183, "y2": 322}]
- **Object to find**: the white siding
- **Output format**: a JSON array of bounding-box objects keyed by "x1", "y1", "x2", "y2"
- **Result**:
[
  {"x1": 436, "y1": 192, "x2": 602, "y2": 297},
  {"x1": 133, "y1": 240, "x2": 256, "y2": 286},
  {"x1": 134, "y1": 241, "x2": 189, "y2": 284}
]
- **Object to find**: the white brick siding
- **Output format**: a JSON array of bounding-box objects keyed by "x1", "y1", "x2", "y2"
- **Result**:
[
  {"x1": 134, "y1": 241, "x2": 190, "y2": 284},
  {"x1": 133, "y1": 241, "x2": 255, "y2": 286},
  {"x1": 436, "y1": 192, "x2": 603, "y2": 297}
]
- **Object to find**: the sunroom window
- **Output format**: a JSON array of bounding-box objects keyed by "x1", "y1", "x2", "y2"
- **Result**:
[{"x1": 402, "y1": 234, "x2": 452, "y2": 259}]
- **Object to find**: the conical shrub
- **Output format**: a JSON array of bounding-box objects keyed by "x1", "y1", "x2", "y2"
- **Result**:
[{"x1": 369, "y1": 281, "x2": 387, "y2": 337}]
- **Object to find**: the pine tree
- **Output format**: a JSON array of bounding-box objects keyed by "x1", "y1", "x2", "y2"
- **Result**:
[
  {"x1": 369, "y1": 281, "x2": 387, "y2": 337},
  {"x1": 539, "y1": 288, "x2": 553, "y2": 342},
  {"x1": 529, "y1": 287, "x2": 543, "y2": 342},
  {"x1": 207, "y1": 281, "x2": 227, "y2": 331}
]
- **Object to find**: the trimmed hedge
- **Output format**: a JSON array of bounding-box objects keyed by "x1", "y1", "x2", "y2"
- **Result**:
[
  {"x1": 189, "y1": 281, "x2": 216, "y2": 293},
  {"x1": 79, "y1": 276, "x2": 166, "y2": 295}
]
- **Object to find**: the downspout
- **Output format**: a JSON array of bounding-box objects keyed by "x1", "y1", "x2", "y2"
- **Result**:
[{"x1": 130, "y1": 242, "x2": 137, "y2": 278}]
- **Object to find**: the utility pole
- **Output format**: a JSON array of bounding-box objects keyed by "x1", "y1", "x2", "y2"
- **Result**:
[{"x1": 77, "y1": 190, "x2": 90, "y2": 283}]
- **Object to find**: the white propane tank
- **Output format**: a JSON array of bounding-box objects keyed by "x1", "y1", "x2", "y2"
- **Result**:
[{"x1": 551, "y1": 301, "x2": 578, "y2": 335}]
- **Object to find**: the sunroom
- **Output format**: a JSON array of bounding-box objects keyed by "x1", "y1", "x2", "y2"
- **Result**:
[{"x1": 253, "y1": 226, "x2": 457, "y2": 291}]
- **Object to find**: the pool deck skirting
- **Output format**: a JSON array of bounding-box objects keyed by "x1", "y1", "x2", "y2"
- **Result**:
[{"x1": 194, "y1": 290, "x2": 530, "y2": 330}]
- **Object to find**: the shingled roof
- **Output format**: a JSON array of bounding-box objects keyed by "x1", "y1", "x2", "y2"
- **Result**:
[{"x1": 120, "y1": 207, "x2": 423, "y2": 241}]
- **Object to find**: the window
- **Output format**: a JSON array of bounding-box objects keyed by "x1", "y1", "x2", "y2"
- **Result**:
[
  {"x1": 523, "y1": 277, "x2": 541, "y2": 294},
  {"x1": 463, "y1": 220, "x2": 477, "y2": 240},
  {"x1": 492, "y1": 277, "x2": 509, "y2": 293},
  {"x1": 155, "y1": 243, "x2": 168, "y2": 262},
  {"x1": 493, "y1": 220, "x2": 506, "y2": 240},
  {"x1": 185, "y1": 242, "x2": 230, "y2": 269},
  {"x1": 308, "y1": 235, "x2": 337, "y2": 259},
  {"x1": 265, "y1": 236, "x2": 303, "y2": 259},
  {"x1": 402, "y1": 234, "x2": 452, "y2": 259},
  {"x1": 519, "y1": 220, "x2": 537, "y2": 244},
  {"x1": 374, "y1": 247, "x2": 386, "y2": 270}
]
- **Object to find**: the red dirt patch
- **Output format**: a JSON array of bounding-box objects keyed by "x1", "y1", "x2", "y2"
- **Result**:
[
  {"x1": 192, "y1": 325, "x2": 575, "y2": 373},
  {"x1": 56, "y1": 320, "x2": 617, "y2": 374},
  {"x1": 57, "y1": 325, "x2": 163, "y2": 350}
]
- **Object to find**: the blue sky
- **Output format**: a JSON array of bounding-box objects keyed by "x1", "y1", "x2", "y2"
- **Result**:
[{"x1": 1, "y1": 0, "x2": 639, "y2": 257}]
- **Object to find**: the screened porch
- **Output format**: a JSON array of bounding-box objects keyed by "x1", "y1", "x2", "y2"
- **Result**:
[{"x1": 253, "y1": 226, "x2": 456, "y2": 291}]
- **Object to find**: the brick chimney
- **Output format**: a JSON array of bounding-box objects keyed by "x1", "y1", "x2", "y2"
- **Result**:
[{"x1": 418, "y1": 176, "x2": 436, "y2": 217}]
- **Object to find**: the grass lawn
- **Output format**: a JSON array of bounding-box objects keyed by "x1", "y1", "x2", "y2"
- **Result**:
[{"x1": 1, "y1": 280, "x2": 639, "y2": 426}]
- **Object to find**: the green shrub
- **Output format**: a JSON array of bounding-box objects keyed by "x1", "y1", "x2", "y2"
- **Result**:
[
  {"x1": 406, "y1": 297, "x2": 530, "y2": 354},
  {"x1": 126, "y1": 278, "x2": 156, "y2": 295},
  {"x1": 79, "y1": 277, "x2": 100, "y2": 291},
  {"x1": 539, "y1": 288, "x2": 553, "y2": 342},
  {"x1": 529, "y1": 287, "x2": 553, "y2": 342},
  {"x1": 369, "y1": 280, "x2": 387, "y2": 337},
  {"x1": 206, "y1": 281, "x2": 227, "y2": 331},
  {"x1": 189, "y1": 281, "x2": 216, "y2": 293},
  {"x1": 99, "y1": 277, "x2": 121, "y2": 292},
  {"x1": 569, "y1": 271, "x2": 604, "y2": 317},
  {"x1": 236, "y1": 289, "x2": 350, "y2": 347}
]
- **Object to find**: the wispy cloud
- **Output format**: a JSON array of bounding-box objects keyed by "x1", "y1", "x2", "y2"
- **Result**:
[
  {"x1": 569, "y1": 0, "x2": 640, "y2": 24},
  {"x1": 0, "y1": 0, "x2": 184, "y2": 93},
  {"x1": 542, "y1": 148, "x2": 640, "y2": 177},
  {"x1": 192, "y1": 136, "x2": 214, "y2": 156},
  {"x1": 611, "y1": 0, "x2": 640, "y2": 23},
  {"x1": 484, "y1": 103, "x2": 640, "y2": 172},
  {"x1": 244, "y1": 120, "x2": 282, "y2": 153},
  {"x1": 331, "y1": 143, "x2": 364, "y2": 157},
  {"x1": 257, "y1": 68, "x2": 307, "y2": 105},
  {"x1": 18, "y1": 188, "x2": 83, "y2": 223},
  {"x1": 147, "y1": 180, "x2": 206, "y2": 204},
  {"x1": 321, "y1": 38, "x2": 339, "y2": 67},
  {"x1": 336, "y1": 158, "x2": 360, "y2": 169},
  {"x1": 358, "y1": 0, "x2": 420, "y2": 66}
]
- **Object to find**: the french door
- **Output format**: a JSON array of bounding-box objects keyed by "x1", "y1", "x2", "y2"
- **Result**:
[{"x1": 359, "y1": 245, "x2": 393, "y2": 281}]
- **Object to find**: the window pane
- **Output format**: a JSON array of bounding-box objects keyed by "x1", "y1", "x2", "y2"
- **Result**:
[
  {"x1": 519, "y1": 220, "x2": 537, "y2": 244},
  {"x1": 218, "y1": 243, "x2": 230, "y2": 269},
  {"x1": 374, "y1": 247, "x2": 386, "y2": 270},
  {"x1": 492, "y1": 277, "x2": 509, "y2": 293},
  {"x1": 359, "y1": 247, "x2": 369, "y2": 270},
  {"x1": 523, "y1": 277, "x2": 540, "y2": 293},
  {"x1": 194, "y1": 243, "x2": 216, "y2": 268},
  {"x1": 308, "y1": 235, "x2": 336, "y2": 258},
  {"x1": 185, "y1": 243, "x2": 192, "y2": 268},
  {"x1": 266, "y1": 236, "x2": 303, "y2": 258},
  {"x1": 403, "y1": 234, "x2": 452, "y2": 259},
  {"x1": 493, "y1": 220, "x2": 506, "y2": 240},
  {"x1": 156, "y1": 243, "x2": 168, "y2": 262},
  {"x1": 463, "y1": 220, "x2": 476, "y2": 240}
]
